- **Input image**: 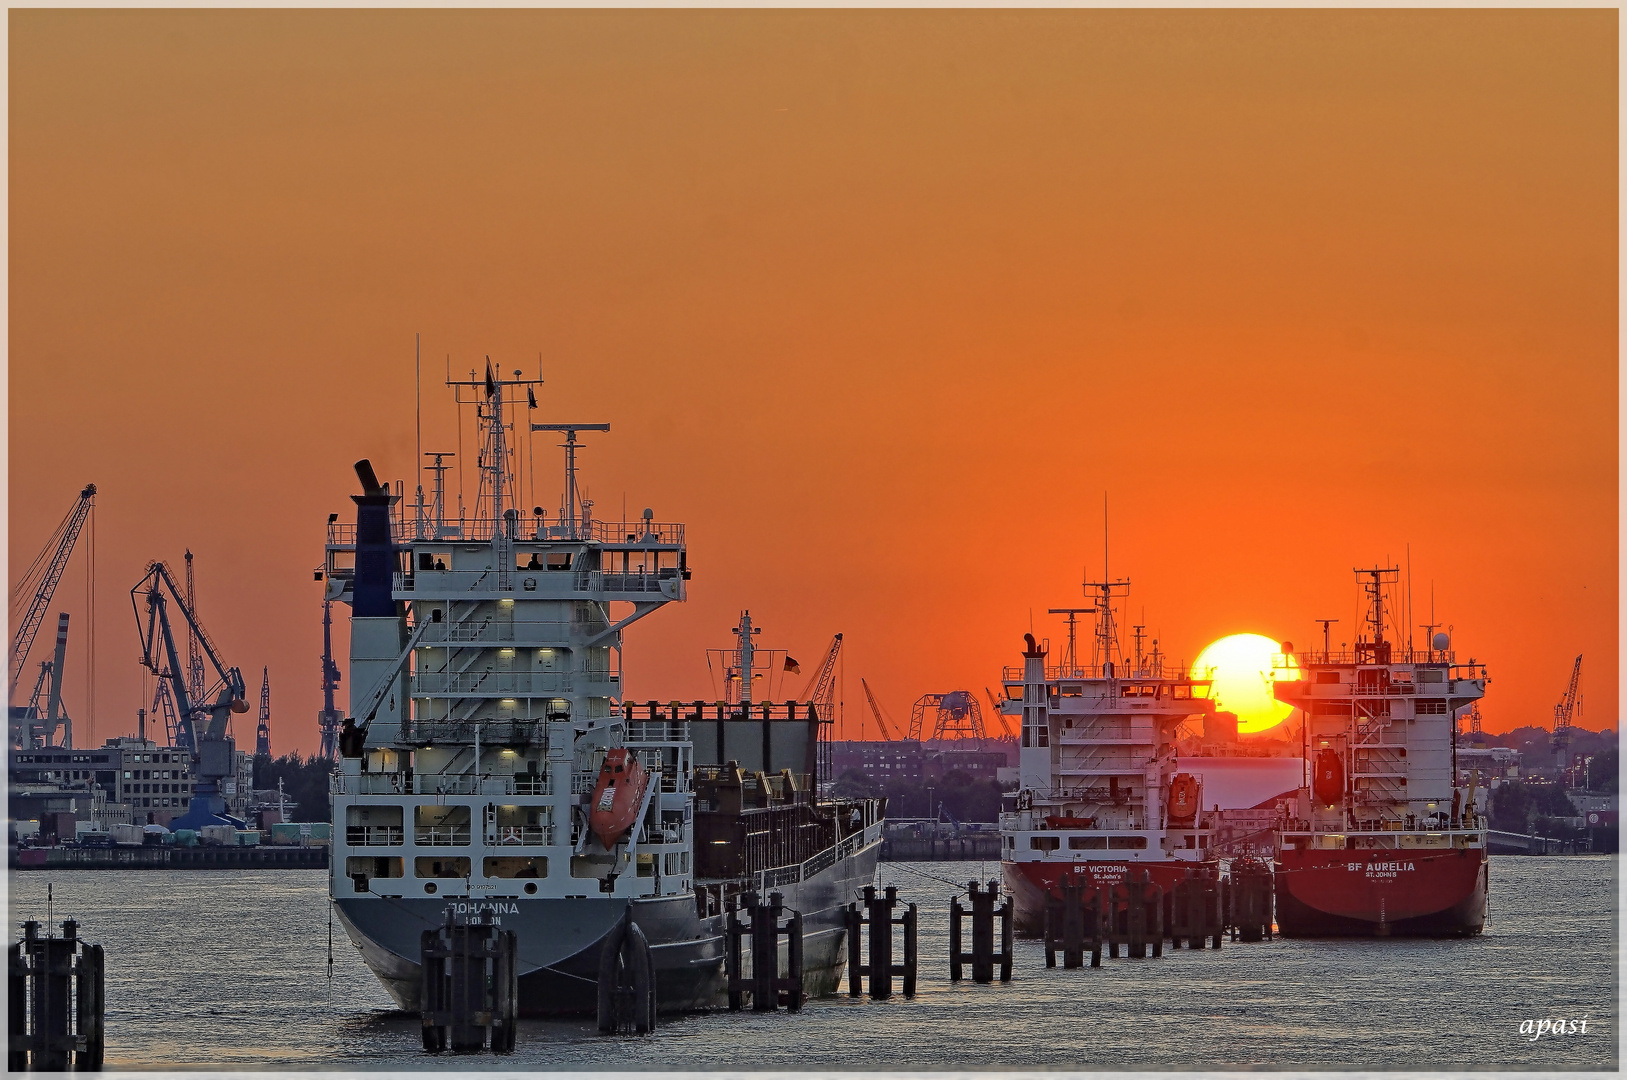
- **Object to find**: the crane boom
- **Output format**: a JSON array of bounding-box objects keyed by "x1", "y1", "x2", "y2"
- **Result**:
[
  {"x1": 9, "y1": 484, "x2": 95, "y2": 696},
  {"x1": 799, "y1": 633, "x2": 843, "y2": 716},
  {"x1": 1552, "y1": 654, "x2": 1582, "y2": 761},
  {"x1": 984, "y1": 686, "x2": 1016, "y2": 739},
  {"x1": 859, "y1": 678, "x2": 898, "y2": 741}
]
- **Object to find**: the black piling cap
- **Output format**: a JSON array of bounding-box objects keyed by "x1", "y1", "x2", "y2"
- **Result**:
[{"x1": 354, "y1": 459, "x2": 384, "y2": 496}]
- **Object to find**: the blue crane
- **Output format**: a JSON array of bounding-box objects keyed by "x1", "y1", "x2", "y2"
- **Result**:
[{"x1": 132, "y1": 560, "x2": 249, "y2": 828}]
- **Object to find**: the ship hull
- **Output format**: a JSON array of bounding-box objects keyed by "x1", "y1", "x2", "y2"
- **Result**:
[
  {"x1": 1002, "y1": 857, "x2": 1216, "y2": 936},
  {"x1": 1273, "y1": 846, "x2": 1487, "y2": 937},
  {"x1": 334, "y1": 838, "x2": 880, "y2": 1016}
]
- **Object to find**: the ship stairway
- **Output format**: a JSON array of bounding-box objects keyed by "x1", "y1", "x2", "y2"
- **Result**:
[{"x1": 1353, "y1": 702, "x2": 1389, "y2": 745}]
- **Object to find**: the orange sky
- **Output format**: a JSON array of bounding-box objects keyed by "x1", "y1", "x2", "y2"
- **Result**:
[{"x1": 9, "y1": 10, "x2": 1617, "y2": 757}]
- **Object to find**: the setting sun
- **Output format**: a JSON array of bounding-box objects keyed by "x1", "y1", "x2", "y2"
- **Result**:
[{"x1": 1191, "y1": 633, "x2": 1300, "y2": 734}]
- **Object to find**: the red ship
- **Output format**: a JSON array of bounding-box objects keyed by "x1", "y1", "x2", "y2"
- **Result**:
[
  {"x1": 1270, "y1": 566, "x2": 1490, "y2": 937},
  {"x1": 999, "y1": 570, "x2": 1226, "y2": 934}
]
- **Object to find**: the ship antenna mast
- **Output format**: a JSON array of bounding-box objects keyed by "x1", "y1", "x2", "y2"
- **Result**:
[
  {"x1": 1315, "y1": 618, "x2": 1339, "y2": 662},
  {"x1": 530, "y1": 422, "x2": 612, "y2": 539},
  {"x1": 1048, "y1": 608, "x2": 1096, "y2": 678},
  {"x1": 1083, "y1": 495, "x2": 1131, "y2": 675}
]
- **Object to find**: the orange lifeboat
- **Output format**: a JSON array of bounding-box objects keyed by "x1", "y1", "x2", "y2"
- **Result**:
[
  {"x1": 1167, "y1": 772, "x2": 1200, "y2": 824},
  {"x1": 589, "y1": 748, "x2": 651, "y2": 851},
  {"x1": 1312, "y1": 748, "x2": 1345, "y2": 806}
]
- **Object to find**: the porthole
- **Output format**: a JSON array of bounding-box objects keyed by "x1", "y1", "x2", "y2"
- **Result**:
[
  {"x1": 424, "y1": 882, "x2": 437, "y2": 894},
  {"x1": 524, "y1": 882, "x2": 538, "y2": 895}
]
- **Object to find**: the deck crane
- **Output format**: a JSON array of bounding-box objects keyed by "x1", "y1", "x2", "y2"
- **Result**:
[
  {"x1": 1551, "y1": 654, "x2": 1582, "y2": 765},
  {"x1": 255, "y1": 667, "x2": 272, "y2": 759},
  {"x1": 859, "y1": 678, "x2": 900, "y2": 741},
  {"x1": 132, "y1": 560, "x2": 250, "y2": 828},
  {"x1": 983, "y1": 687, "x2": 1016, "y2": 739},
  {"x1": 9, "y1": 483, "x2": 96, "y2": 697}
]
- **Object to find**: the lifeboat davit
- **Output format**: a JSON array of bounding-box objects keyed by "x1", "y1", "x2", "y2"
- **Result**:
[
  {"x1": 1167, "y1": 772, "x2": 1200, "y2": 824},
  {"x1": 1312, "y1": 748, "x2": 1345, "y2": 806},
  {"x1": 589, "y1": 748, "x2": 651, "y2": 851}
]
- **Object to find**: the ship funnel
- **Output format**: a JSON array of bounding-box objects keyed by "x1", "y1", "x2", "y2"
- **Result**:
[
  {"x1": 1023, "y1": 633, "x2": 1045, "y2": 659},
  {"x1": 354, "y1": 459, "x2": 385, "y2": 496}
]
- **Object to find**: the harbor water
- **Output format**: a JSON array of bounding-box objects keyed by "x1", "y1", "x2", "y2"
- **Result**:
[{"x1": 6, "y1": 856, "x2": 1616, "y2": 1071}]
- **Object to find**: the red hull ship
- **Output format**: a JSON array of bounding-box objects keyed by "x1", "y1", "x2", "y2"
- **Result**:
[
  {"x1": 998, "y1": 568, "x2": 1225, "y2": 934},
  {"x1": 1270, "y1": 566, "x2": 1490, "y2": 937}
]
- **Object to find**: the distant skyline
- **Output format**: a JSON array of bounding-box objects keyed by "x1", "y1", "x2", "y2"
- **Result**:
[{"x1": 9, "y1": 9, "x2": 1616, "y2": 756}]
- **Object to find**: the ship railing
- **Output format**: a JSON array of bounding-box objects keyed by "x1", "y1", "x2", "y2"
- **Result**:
[
  {"x1": 572, "y1": 772, "x2": 599, "y2": 795},
  {"x1": 413, "y1": 671, "x2": 578, "y2": 696},
  {"x1": 344, "y1": 825, "x2": 404, "y2": 846},
  {"x1": 415, "y1": 825, "x2": 472, "y2": 846},
  {"x1": 746, "y1": 827, "x2": 871, "y2": 894},
  {"x1": 396, "y1": 721, "x2": 551, "y2": 747},
  {"x1": 326, "y1": 517, "x2": 685, "y2": 548},
  {"x1": 572, "y1": 570, "x2": 680, "y2": 595},
  {"x1": 414, "y1": 621, "x2": 579, "y2": 645},
  {"x1": 625, "y1": 719, "x2": 692, "y2": 745},
  {"x1": 1272, "y1": 648, "x2": 1485, "y2": 676},
  {"x1": 999, "y1": 664, "x2": 1209, "y2": 685},
  {"x1": 485, "y1": 825, "x2": 554, "y2": 846},
  {"x1": 332, "y1": 773, "x2": 412, "y2": 795},
  {"x1": 333, "y1": 773, "x2": 551, "y2": 797}
]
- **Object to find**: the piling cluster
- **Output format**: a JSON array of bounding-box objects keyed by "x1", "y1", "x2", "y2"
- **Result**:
[
  {"x1": 8, "y1": 919, "x2": 104, "y2": 1072},
  {"x1": 726, "y1": 891, "x2": 805, "y2": 1013},
  {"x1": 419, "y1": 912, "x2": 518, "y2": 1052},
  {"x1": 846, "y1": 885, "x2": 918, "y2": 999}
]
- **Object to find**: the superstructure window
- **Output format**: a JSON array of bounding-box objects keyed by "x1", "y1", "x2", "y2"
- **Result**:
[
  {"x1": 415, "y1": 856, "x2": 471, "y2": 878},
  {"x1": 1068, "y1": 836, "x2": 1107, "y2": 850},
  {"x1": 1108, "y1": 836, "x2": 1148, "y2": 850},
  {"x1": 1029, "y1": 836, "x2": 1060, "y2": 851},
  {"x1": 485, "y1": 856, "x2": 548, "y2": 879}
]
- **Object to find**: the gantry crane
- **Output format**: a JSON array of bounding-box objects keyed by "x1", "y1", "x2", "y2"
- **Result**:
[
  {"x1": 9, "y1": 484, "x2": 95, "y2": 697},
  {"x1": 255, "y1": 667, "x2": 272, "y2": 759},
  {"x1": 132, "y1": 560, "x2": 249, "y2": 827},
  {"x1": 1551, "y1": 654, "x2": 1582, "y2": 764},
  {"x1": 859, "y1": 678, "x2": 900, "y2": 741}
]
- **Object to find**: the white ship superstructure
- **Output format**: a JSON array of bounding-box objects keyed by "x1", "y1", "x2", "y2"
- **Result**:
[
  {"x1": 320, "y1": 361, "x2": 880, "y2": 1013},
  {"x1": 1000, "y1": 572, "x2": 1220, "y2": 931}
]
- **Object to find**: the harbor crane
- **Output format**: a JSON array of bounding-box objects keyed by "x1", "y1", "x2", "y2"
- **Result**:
[
  {"x1": 9, "y1": 483, "x2": 96, "y2": 697},
  {"x1": 316, "y1": 598, "x2": 343, "y2": 759},
  {"x1": 255, "y1": 667, "x2": 272, "y2": 759},
  {"x1": 859, "y1": 678, "x2": 901, "y2": 741},
  {"x1": 983, "y1": 687, "x2": 1016, "y2": 739},
  {"x1": 1551, "y1": 654, "x2": 1582, "y2": 764},
  {"x1": 798, "y1": 633, "x2": 843, "y2": 720},
  {"x1": 132, "y1": 560, "x2": 250, "y2": 828},
  {"x1": 9, "y1": 613, "x2": 74, "y2": 750}
]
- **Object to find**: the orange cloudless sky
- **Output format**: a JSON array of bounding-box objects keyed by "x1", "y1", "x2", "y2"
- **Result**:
[{"x1": 9, "y1": 9, "x2": 1617, "y2": 757}]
